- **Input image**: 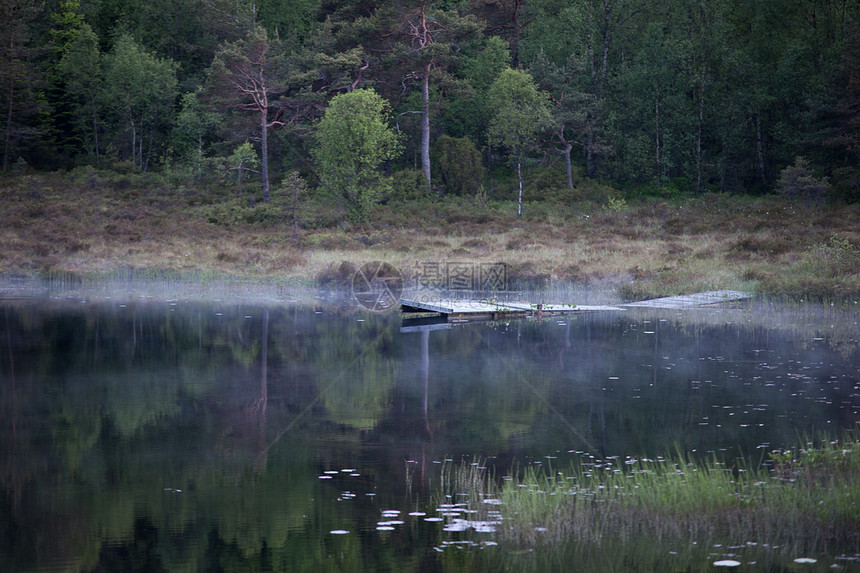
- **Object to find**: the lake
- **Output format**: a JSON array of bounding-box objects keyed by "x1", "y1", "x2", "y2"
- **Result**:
[{"x1": 1, "y1": 281, "x2": 858, "y2": 572}]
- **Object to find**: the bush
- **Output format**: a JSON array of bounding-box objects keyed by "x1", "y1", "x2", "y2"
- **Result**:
[
  {"x1": 201, "y1": 198, "x2": 284, "y2": 227},
  {"x1": 526, "y1": 163, "x2": 581, "y2": 194},
  {"x1": 830, "y1": 166, "x2": 860, "y2": 204},
  {"x1": 432, "y1": 135, "x2": 484, "y2": 196},
  {"x1": 387, "y1": 169, "x2": 429, "y2": 203},
  {"x1": 777, "y1": 156, "x2": 831, "y2": 208},
  {"x1": 802, "y1": 234, "x2": 860, "y2": 278}
]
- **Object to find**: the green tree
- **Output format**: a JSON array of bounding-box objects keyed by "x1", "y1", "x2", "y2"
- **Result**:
[
  {"x1": 102, "y1": 34, "x2": 178, "y2": 170},
  {"x1": 1, "y1": 0, "x2": 45, "y2": 170},
  {"x1": 227, "y1": 141, "x2": 259, "y2": 192},
  {"x1": 432, "y1": 134, "x2": 484, "y2": 195},
  {"x1": 441, "y1": 35, "x2": 509, "y2": 148},
  {"x1": 209, "y1": 26, "x2": 284, "y2": 202},
  {"x1": 531, "y1": 51, "x2": 599, "y2": 190},
  {"x1": 777, "y1": 156, "x2": 831, "y2": 209},
  {"x1": 487, "y1": 67, "x2": 551, "y2": 216},
  {"x1": 256, "y1": 0, "x2": 320, "y2": 42},
  {"x1": 49, "y1": 0, "x2": 85, "y2": 57},
  {"x1": 57, "y1": 23, "x2": 102, "y2": 161},
  {"x1": 171, "y1": 90, "x2": 221, "y2": 180},
  {"x1": 391, "y1": 2, "x2": 482, "y2": 192},
  {"x1": 313, "y1": 89, "x2": 402, "y2": 223},
  {"x1": 279, "y1": 170, "x2": 308, "y2": 241}
]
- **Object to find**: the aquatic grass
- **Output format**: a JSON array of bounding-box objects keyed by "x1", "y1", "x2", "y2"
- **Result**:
[{"x1": 447, "y1": 437, "x2": 860, "y2": 559}]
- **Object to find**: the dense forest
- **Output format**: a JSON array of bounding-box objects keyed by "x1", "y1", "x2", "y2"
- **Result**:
[{"x1": 2, "y1": 0, "x2": 859, "y2": 207}]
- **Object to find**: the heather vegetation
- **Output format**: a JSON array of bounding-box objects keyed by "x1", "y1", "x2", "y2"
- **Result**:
[{"x1": 2, "y1": 0, "x2": 860, "y2": 298}]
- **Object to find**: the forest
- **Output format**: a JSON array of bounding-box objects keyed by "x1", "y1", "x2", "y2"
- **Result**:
[{"x1": 2, "y1": 0, "x2": 859, "y2": 209}]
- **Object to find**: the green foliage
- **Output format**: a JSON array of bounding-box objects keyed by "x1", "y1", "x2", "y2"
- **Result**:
[
  {"x1": 102, "y1": 34, "x2": 179, "y2": 170},
  {"x1": 49, "y1": 0, "x2": 86, "y2": 56},
  {"x1": 170, "y1": 91, "x2": 221, "y2": 179},
  {"x1": 603, "y1": 196, "x2": 627, "y2": 213},
  {"x1": 431, "y1": 135, "x2": 484, "y2": 195},
  {"x1": 461, "y1": 36, "x2": 510, "y2": 93},
  {"x1": 3, "y1": 0, "x2": 860, "y2": 206},
  {"x1": 487, "y1": 68, "x2": 552, "y2": 156},
  {"x1": 202, "y1": 197, "x2": 283, "y2": 227},
  {"x1": 227, "y1": 141, "x2": 260, "y2": 190},
  {"x1": 450, "y1": 434, "x2": 860, "y2": 558},
  {"x1": 777, "y1": 156, "x2": 832, "y2": 207},
  {"x1": 387, "y1": 168, "x2": 428, "y2": 203},
  {"x1": 256, "y1": 0, "x2": 320, "y2": 42},
  {"x1": 313, "y1": 89, "x2": 402, "y2": 223},
  {"x1": 802, "y1": 235, "x2": 860, "y2": 279},
  {"x1": 56, "y1": 23, "x2": 102, "y2": 158},
  {"x1": 487, "y1": 68, "x2": 552, "y2": 214},
  {"x1": 278, "y1": 170, "x2": 308, "y2": 239}
]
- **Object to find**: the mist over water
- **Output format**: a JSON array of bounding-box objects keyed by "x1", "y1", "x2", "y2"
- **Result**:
[{"x1": 1, "y1": 281, "x2": 858, "y2": 571}]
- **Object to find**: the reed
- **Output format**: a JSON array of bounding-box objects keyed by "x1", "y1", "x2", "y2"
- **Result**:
[{"x1": 447, "y1": 436, "x2": 860, "y2": 560}]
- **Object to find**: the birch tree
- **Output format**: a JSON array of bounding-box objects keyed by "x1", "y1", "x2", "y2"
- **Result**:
[
  {"x1": 102, "y1": 35, "x2": 178, "y2": 171},
  {"x1": 487, "y1": 68, "x2": 551, "y2": 216},
  {"x1": 313, "y1": 89, "x2": 401, "y2": 223}
]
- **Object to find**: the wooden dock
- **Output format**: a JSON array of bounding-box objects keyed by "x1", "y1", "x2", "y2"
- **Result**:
[
  {"x1": 400, "y1": 299, "x2": 622, "y2": 321},
  {"x1": 620, "y1": 290, "x2": 753, "y2": 309},
  {"x1": 400, "y1": 290, "x2": 753, "y2": 322}
]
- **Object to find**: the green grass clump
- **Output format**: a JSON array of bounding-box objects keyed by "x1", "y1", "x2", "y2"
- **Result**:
[{"x1": 450, "y1": 436, "x2": 860, "y2": 562}]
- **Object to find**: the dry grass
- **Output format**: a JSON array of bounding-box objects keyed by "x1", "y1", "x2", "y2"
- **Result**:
[{"x1": 2, "y1": 172, "x2": 858, "y2": 299}]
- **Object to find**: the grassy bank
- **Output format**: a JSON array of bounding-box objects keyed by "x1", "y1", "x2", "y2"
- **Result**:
[
  {"x1": 443, "y1": 437, "x2": 860, "y2": 570},
  {"x1": 1, "y1": 170, "x2": 859, "y2": 300}
]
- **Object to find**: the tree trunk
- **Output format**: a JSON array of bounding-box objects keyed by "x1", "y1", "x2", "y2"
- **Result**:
[
  {"x1": 510, "y1": 0, "x2": 522, "y2": 69},
  {"x1": 261, "y1": 109, "x2": 270, "y2": 203},
  {"x1": 655, "y1": 96, "x2": 661, "y2": 187},
  {"x1": 516, "y1": 157, "x2": 523, "y2": 217},
  {"x1": 696, "y1": 7, "x2": 706, "y2": 194},
  {"x1": 130, "y1": 114, "x2": 137, "y2": 168},
  {"x1": 697, "y1": 62, "x2": 705, "y2": 193},
  {"x1": 755, "y1": 113, "x2": 767, "y2": 191},
  {"x1": 586, "y1": 126, "x2": 595, "y2": 178},
  {"x1": 144, "y1": 122, "x2": 154, "y2": 172},
  {"x1": 91, "y1": 95, "x2": 99, "y2": 163},
  {"x1": 420, "y1": 64, "x2": 431, "y2": 193},
  {"x1": 2, "y1": 27, "x2": 14, "y2": 171},
  {"x1": 3, "y1": 75, "x2": 12, "y2": 171},
  {"x1": 559, "y1": 126, "x2": 574, "y2": 189}
]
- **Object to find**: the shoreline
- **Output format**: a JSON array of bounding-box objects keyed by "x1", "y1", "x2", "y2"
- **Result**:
[{"x1": 2, "y1": 173, "x2": 858, "y2": 302}]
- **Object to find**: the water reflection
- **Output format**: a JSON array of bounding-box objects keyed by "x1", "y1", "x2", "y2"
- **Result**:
[{"x1": 0, "y1": 289, "x2": 858, "y2": 571}]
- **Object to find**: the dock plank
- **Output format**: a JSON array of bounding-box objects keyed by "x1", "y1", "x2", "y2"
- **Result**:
[
  {"x1": 401, "y1": 290, "x2": 752, "y2": 322},
  {"x1": 400, "y1": 298, "x2": 625, "y2": 321},
  {"x1": 621, "y1": 290, "x2": 752, "y2": 309}
]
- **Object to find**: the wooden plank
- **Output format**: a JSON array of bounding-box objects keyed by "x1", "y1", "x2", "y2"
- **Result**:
[
  {"x1": 401, "y1": 291, "x2": 750, "y2": 322},
  {"x1": 621, "y1": 290, "x2": 753, "y2": 309},
  {"x1": 400, "y1": 298, "x2": 625, "y2": 322},
  {"x1": 401, "y1": 299, "x2": 529, "y2": 315}
]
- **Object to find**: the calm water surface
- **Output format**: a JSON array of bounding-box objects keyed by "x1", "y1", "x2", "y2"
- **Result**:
[{"x1": 1, "y1": 283, "x2": 859, "y2": 572}]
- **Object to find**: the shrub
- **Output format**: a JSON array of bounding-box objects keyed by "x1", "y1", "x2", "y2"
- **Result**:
[
  {"x1": 802, "y1": 234, "x2": 860, "y2": 278},
  {"x1": 777, "y1": 156, "x2": 831, "y2": 208},
  {"x1": 387, "y1": 169, "x2": 429, "y2": 203},
  {"x1": 432, "y1": 135, "x2": 485, "y2": 196}
]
